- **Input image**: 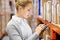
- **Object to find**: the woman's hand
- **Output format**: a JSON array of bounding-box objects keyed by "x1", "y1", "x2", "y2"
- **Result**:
[{"x1": 35, "y1": 24, "x2": 46, "y2": 35}]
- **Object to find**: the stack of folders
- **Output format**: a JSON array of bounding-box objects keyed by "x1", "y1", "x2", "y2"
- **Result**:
[
  {"x1": 57, "y1": 4, "x2": 60, "y2": 25},
  {"x1": 45, "y1": 1, "x2": 52, "y2": 22}
]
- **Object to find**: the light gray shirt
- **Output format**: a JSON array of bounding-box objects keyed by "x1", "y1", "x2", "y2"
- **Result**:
[{"x1": 6, "y1": 15, "x2": 39, "y2": 40}]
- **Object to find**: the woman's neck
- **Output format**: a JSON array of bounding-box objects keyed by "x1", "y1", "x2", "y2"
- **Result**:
[
  {"x1": 16, "y1": 12, "x2": 23, "y2": 17},
  {"x1": 16, "y1": 12, "x2": 26, "y2": 19}
]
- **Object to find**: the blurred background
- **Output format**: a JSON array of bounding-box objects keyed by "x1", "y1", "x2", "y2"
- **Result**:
[
  {"x1": 0, "y1": 0, "x2": 60, "y2": 40},
  {"x1": 0, "y1": 0, "x2": 38, "y2": 40}
]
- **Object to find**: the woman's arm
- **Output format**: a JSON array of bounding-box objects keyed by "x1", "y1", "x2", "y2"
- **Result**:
[
  {"x1": 7, "y1": 25, "x2": 39, "y2": 40},
  {"x1": 7, "y1": 25, "x2": 22, "y2": 40},
  {"x1": 7, "y1": 24, "x2": 46, "y2": 40}
]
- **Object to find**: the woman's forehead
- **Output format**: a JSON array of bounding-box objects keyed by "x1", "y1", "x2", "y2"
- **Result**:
[{"x1": 25, "y1": 3, "x2": 32, "y2": 9}]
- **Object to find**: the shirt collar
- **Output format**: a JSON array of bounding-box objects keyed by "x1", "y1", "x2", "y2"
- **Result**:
[{"x1": 12, "y1": 15, "x2": 27, "y2": 23}]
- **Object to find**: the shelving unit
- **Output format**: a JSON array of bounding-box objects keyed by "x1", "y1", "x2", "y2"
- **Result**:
[
  {"x1": 0, "y1": 14, "x2": 5, "y2": 16},
  {"x1": 0, "y1": 13, "x2": 5, "y2": 39},
  {"x1": 37, "y1": 16, "x2": 60, "y2": 40},
  {"x1": 39, "y1": 0, "x2": 60, "y2": 40}
]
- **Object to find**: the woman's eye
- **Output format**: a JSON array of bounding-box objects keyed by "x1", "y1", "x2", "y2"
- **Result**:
[{"x1": 28, "y1": 9, "x2": 30, "y2": 11}]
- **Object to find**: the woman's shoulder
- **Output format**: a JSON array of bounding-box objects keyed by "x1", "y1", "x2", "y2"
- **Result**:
[
  {"x1": 7, "y1": 19, "x2": 14, "y2": 26},
  {"x1": 7, "y1": 19, "x2": 20, "y2": 30}
]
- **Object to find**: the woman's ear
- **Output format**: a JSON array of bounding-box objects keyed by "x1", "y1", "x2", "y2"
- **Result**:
[{"x1": 18, "y1": 5, "x2": 23, "y2": 11}]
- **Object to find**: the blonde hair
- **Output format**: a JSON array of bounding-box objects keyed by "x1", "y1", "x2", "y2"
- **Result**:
[{"x1": 16, "y1": 0, "x2": 32, "y2": 10}]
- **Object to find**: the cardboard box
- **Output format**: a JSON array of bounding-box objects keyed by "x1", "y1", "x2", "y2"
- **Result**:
[
  {"x1": 1, "y1": 15, "x2": 6, "y2": 33},
  {"x1": 40, "y1": 7, "x2": 44, "y2": 18},
  {"x1": 52, "y1": 0, "x2": 59, "y2": 5},
  {"x1": 46, "y1": 1, "x2": 52, "y2": 22},
  {"x1": 40, "y1": 0, "x2": 44, "y2": 18},
  {"x1": 43, "y1": 2, "x2": 46, "y2": 20},
  {"x1": 0, "y1": 17, "x2": 2, "y2": 37},
  {"x1": 52, "y1": 5, "x2": 57, "y2": 24},
  {"x1": 43, "y1": 27, "x2": 50, "y2": 40},
  {"x1": 57, "y1": 4, "x2": 60, "y2": 24}
]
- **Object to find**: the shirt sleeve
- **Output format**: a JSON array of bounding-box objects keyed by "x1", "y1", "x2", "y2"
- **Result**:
[{"x1": 7, "y1": 25, "x2": 39, "y2": 40}]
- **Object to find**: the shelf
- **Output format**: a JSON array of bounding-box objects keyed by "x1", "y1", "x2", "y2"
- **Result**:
[
  {"x1": 0, "y1": 31, "x2": 7, "y2": 40},
  {"x1": 37, "y1": 16, "x2": 60, "y2": 35},
  {"x1": 0, "y1": 13, "x2": 5, "y2": 16}
]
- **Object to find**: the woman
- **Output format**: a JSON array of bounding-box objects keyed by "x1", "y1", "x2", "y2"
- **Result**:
[{"x1": 6, "y1": 0, "x2": 46, "y2": 40}]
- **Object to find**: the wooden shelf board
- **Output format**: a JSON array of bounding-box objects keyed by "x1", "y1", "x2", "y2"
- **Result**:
[
  {"x1": 37, "y1": 16, "x2": 60, "y2": 35},
  {"x1": 0, "y1": 13, "x2": 5, "y2": 16}
]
